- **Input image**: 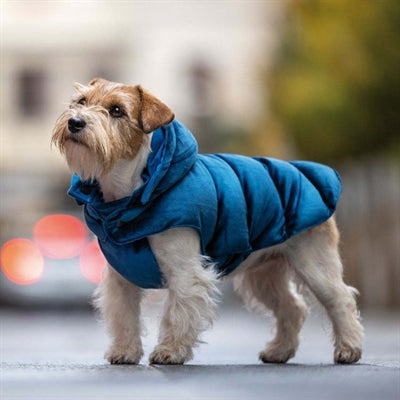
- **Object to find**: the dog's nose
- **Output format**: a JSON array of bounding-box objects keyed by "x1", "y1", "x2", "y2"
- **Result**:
[{"x1": 68, "y1": 117, "x2": 86, "y2": 134}]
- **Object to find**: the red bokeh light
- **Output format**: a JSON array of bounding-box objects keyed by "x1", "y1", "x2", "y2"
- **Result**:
[
  {"x1": 1, "y1": 239, "x2": 44, "y2": 285},
  {"x1": 80, "y1": 240, "x2": 107, "y2": 284},
  {"x1": 33, "y1": 214, "x2": 88, "y2": 259}
]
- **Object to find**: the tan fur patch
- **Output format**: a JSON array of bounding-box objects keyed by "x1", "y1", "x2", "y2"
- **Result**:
[{"x1": 309, "y1": 217, "x2": 340, "y2": 248}]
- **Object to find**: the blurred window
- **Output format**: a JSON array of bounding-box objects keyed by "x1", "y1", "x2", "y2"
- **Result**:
[
  {"x1": 186, "y1": 60, "x2": 216, "y2": 118},
  {"x1": 17, "y1": 69, "x2": 47, "y2": 118}
]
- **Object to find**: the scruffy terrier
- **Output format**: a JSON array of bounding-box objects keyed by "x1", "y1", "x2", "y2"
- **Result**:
[{"x1": 52, "y1": 78, "x2": 363, "y2": 365}]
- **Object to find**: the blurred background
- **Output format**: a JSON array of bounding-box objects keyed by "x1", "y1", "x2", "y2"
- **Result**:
[{"x1": 1, "y1": 0, "x2": 399, "y2": 310}]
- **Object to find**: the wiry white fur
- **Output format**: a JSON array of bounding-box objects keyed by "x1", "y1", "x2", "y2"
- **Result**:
[
  {"x1": 233, "y1": 249, "x2": 309, "y2": 363},
  {"x1": 99, "y1": 137, "x2": 152, "y2": 202},
  {"x1": 93, "y1": 266, "x2": 144, "y2": 364},
  {"x1": 283, "y1": 231, "x2": 363, "y2": 363},
  {"x1": 148, "y1": 228, "x2": 220, "y2": 364}
]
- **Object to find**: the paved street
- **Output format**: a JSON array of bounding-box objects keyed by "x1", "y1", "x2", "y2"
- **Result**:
[{"x1": 1, "y1": 302, "x2": 399, "y2": 400}]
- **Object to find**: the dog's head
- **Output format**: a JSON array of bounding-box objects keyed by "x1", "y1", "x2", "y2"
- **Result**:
[{"x1": 52, "y1": 78, "x2": 174, "y2": 180}]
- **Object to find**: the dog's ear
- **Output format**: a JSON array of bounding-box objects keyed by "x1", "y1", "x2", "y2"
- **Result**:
[{"x1": 136, "y1": 86, "x2": 174, "y2": 133}]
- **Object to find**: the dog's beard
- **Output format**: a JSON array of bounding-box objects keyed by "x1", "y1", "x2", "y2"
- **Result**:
[{"x1": 63, "y1": 141, "x2": 105, "y2": 181}]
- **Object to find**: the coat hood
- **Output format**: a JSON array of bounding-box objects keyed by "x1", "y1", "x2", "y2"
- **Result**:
[
  {"x1": 140, "y1": 119, "x2": 198, "y2": 204},
  {"x1": 68, "y1": 120, "x2": 198, "y2": 235}
]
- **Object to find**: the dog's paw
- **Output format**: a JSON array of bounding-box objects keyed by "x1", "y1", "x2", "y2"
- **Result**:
[
  {"x1": 259, "y1": 346, "x2": 296, "y2": 364},
  {"x1": 149, "y1": 345, "x2": 192, "y2": 365},
  {"x1": 106, "y1": 346, "x2": 144, "y2": 365},
  {"x1": 334, "y1": 345, "x2": 362, "y2": 364}
]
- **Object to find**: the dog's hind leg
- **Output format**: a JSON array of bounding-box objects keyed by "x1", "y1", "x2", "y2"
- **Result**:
[
  {"x1": 93, "y1": 265, "x2": 144, "y2": 364},
  {"x1": 148, "y1": 228, "x2": 220, "y2": 365},
  {"x1": 286, "y1": 218, "x2": 363, "y2": 364},
  {"x1": 234, "y1": 251, "x2": 308, "y2": 363}
]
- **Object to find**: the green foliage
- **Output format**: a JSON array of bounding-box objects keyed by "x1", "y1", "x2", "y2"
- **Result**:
[{"x1": 268, "y1": 0, "x2": 400, "y2": 163}]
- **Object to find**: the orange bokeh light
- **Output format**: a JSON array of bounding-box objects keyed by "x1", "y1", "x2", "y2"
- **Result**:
[
  {"x1": 1, "y1": 238, "x2": 44, "y2": 285},
  {"x1": 33, "y1": 214, "x2": 88, "y2": 259},
  {"x1": 80, "y1": 240, "x2": 107, "y2": 284}
]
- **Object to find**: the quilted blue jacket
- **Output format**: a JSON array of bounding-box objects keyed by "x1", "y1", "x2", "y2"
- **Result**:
[{"x1": 68, "y1": 119, "x2": 341, "y2": 289}]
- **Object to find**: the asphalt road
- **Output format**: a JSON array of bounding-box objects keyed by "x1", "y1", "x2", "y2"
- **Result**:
[{"x1": 1, "y1": 302, "x2": 399, "y2": 400}]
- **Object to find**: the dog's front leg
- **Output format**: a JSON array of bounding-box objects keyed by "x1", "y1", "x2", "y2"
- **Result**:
[
  {"x1": 94, "y1": 265, "x2": 144, "y2": 364},
  {"x1": 148, "y1": 228, "x2": 219, "y2": 365}
]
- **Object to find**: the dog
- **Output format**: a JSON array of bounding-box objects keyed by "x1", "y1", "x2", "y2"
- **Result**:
[{"x1": 52, "y1": 78, "x2": 363, "y2": 365}]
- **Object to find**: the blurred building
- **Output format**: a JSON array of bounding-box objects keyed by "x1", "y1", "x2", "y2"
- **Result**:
[
  {"x1": 1, "y1": 1, "x2": 282, "y2": 172},
  {"x1": 0, "y1": 1, "x2": 283, "y2": 305}
]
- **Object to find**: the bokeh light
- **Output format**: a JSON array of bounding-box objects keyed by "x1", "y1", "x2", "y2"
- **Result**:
[
  {"x1": 33, "y1": 214, "x2": 88, "y2": 259},
  {"x1": 1, "y1": 239, "x2": 44, "y2": 285},
  {"x1": 80, "y1": 240, "x2": 107, "y2": 284}
]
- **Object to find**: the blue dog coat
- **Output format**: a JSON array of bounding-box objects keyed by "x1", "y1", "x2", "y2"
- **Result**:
[{"x1": 68, "y1": 120, "x2": 341, "y2": 289}]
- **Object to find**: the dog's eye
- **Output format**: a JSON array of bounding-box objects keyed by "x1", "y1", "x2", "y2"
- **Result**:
[
  {"x1": 109, "y1": 105, "x2": 124, "y2": 118},
  {"x1": 78, "y1": 98, "x2": 86, "y2": 105}
]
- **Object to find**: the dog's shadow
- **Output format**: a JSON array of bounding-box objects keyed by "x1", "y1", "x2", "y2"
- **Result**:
[{"x1": 123, "y1": 362, "x2": 363, "y2": 375}]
